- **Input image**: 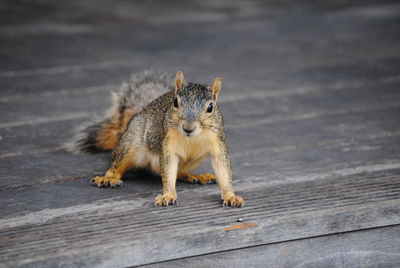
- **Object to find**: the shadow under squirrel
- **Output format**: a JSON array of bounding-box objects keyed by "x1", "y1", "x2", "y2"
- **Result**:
[{"x1": 72, "y1": 70, "x2": 243, "y2": 207}]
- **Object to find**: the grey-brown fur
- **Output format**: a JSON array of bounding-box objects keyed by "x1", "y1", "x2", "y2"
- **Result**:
[
  {"x1": 81, "y1": 70, "x2": 242, "y2": 207},
  {"x1": 113, "y1": 82, "x2": 224, "y2": 158},
  {"x1": 67, "y1": 69, "x2": 170, "y2": 153}
]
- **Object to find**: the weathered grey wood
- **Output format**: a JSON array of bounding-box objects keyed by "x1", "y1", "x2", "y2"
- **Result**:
[
  {"x1": 1, "y1": 120, "x2": 399, "y2": 190},
  {"x1": 1, "y1": 1, "x2": 399, "y2": 91},
  {"x1": 1, "y1": 73, "x2": 399, "y2": 127},
  {"x1": 1, "y1": 168, "x2": 400, "y2": 267},
  {"x1": 1, "y1": 89, "x2": 399, "y2": 157},
  {"x1": 148, "y1": 225, "x2": 400, "y2": 268},
  {"x1": 0, "y1": 152, "x2": 108, "y2": 186}
]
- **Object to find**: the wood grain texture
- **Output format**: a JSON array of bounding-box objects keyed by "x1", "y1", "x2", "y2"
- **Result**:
[
  {"x1": 1, "y1": 168, "x2": 400, "y2": 267},
  {"x1": 148, "y1": 225, "x2": 400, "y2": 268}
]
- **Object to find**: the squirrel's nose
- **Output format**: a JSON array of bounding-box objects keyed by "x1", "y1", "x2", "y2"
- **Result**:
[{"x1": 182, "y1": 123, "x2": 196, "y2": 134}]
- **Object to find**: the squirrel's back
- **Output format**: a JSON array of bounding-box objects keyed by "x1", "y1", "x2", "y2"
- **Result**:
[{"x1": 68, "y1": 70, "x2": 170, "y2": 153}]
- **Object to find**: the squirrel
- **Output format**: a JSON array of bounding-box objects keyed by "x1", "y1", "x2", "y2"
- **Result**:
[{"x1": 72, "y1": 70, "x2": 243, "y2": 207}]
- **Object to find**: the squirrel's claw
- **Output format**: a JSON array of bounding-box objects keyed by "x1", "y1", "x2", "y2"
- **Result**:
[
  {"x1": 90, "y1": 176, "x2": 124, "y2": 188},
  {"x1": 222, "y1": 194, "x2": 244, "y2": 208},
  {"x1": 154, "y1": 193, "x2": 178, "y2": 207}
]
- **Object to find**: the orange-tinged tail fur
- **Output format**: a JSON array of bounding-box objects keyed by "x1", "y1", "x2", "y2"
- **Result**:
[
  {"x1": 77, "y1": 94, "x2": 138, "y2": 152},
  {"x1": 67, "y1": 70, "x2": 170, "y2": 153}
]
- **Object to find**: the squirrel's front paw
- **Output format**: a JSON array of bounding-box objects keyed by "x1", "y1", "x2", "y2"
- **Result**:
[
  {"x1": 222, "y1": 192, "x2": 244, "y2": 208},
  {"x1": 90, "y1": 176, "x2": 124, "y2": 188},
  {"x1": 154, "y1": 192, "x2": 177, "y2": 207}
]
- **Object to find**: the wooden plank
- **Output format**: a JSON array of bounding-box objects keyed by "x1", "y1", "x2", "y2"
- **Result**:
[
  {"x1": 1, "y1": 72, "x2": 399, "y2": 127},
  {"x1": 0, "y1": 169, "x2": 160, "y2": 219},
  {"x1": 1, "y1": 168, "x2": 400, "y2": 267},
  {"x1": 1, "y1": 16, "x2": 398, "y2": 78},
  {"x1": 0, "y1": 69, "x2": 399, "y2": 183},
  {"x1": 0, "y1": 151, "x2": 109, "y2": 189},
  {"x1": 2, "y1": 159, "x2": 399, "y2": 219},
  {"x1": 0, "y1": 119, "x2": 82, "y2": 156},
  {"x1": 0, "y1": 1, "x2": 399, "y2": 86},
  {"x1": 228, "y1": 106, "x2": 400, "y2": 154},
  {"x1": 0, "y1": 61, "x2": 147, "y2": 96},
  {"x1": 0, "y1": 90, "x2": 110, "y2": 128},
  {"x1": 1, "y1": 110, "x2": 399, "y2": 189},
  {"x1": 148, "y1": 225, "x2": 400, "y2": 267},
  {"x1": 0, "y1": 81, "x2": 399, "y2": 155},
  {"x1": 1, "y1": 45, "x2": 399, "y2": 99}
]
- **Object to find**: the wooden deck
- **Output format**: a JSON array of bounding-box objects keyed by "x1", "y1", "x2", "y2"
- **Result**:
[{"x1": 1, "y1": 0, "x2": 400, "y2": 267}]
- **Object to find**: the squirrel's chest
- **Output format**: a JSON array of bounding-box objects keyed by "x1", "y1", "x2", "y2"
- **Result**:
[
  {"x1": 178, "y1": 142, "x2": 208, "y2": 162},
  {"x1": 168, "y1": 131, "x2": 216, "y2": 162}
]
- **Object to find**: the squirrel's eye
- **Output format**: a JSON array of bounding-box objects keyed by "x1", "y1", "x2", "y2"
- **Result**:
[
  {"x1": 174, "y1": 98, "x2": 179, "y2": 108},
  {"x1": 206, "y1": 102, "x2": 213, "y2": 113}
]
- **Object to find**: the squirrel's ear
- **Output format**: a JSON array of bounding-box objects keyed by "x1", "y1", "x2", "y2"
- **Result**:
[
  {"x1": 175, "y1": 71, "x2": 185, "y2": 94},
  {"x1": 211, "y1": 77, "x2": 222, "y2": 100}
]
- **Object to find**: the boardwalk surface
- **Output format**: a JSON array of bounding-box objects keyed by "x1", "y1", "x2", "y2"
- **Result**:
[{"x1": 1, "y1": 0, "x2": 400, "y2": 267}]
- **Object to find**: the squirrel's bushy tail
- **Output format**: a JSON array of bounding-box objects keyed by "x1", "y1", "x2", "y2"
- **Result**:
[{"x1": 67, "y1": 70, "x2": 170, "y2": 153}]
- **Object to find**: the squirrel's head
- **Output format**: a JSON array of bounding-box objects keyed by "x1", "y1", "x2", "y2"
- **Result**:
[{"x1": 172, "y1": 71, "x2": 222, "y2": 138}]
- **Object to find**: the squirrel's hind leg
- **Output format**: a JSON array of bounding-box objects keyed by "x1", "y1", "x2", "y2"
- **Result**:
[
  {"x1": 90, "y1": 137, "x2": 138, "y2": 188},
  {"x1": 177, "y1": 157, "x2": 216, "y2": 185},
  {"x1": 178, "y1": 173, "x2": 217, "y2": 185},
  {"x1": 91, "y1": 176, "x2": 124, "y2": 188}
]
